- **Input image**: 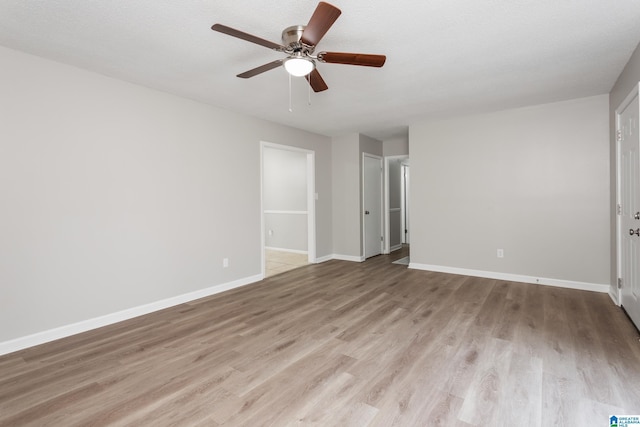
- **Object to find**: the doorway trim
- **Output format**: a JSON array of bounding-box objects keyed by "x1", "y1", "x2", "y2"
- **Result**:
[
  {"x1": 260, "y1": 141, "x2": 316, "y2": 278},
  {"x1": 401, "y1": 162, "x2": 410, "y2": 245},
  {"x1": 615, "y1": 82, "x2": 640, "y2": 306},
  {"x1": 384, "y1": 155, "x2": 409, "y2": 254}
]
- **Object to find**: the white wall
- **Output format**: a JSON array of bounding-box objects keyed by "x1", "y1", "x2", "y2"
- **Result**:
[
  {"x1": 409, "y1": 95, "x2": 610, "y2": 286},
  {"x1": 263, "y1": 147, "x2": 308, "y2": 252},
  {"x1": 0, "y1": 46, "x2": 332, "y2": 346},
  {"x1": 264, "y1": 213, "x2": 308, "y2": 251},
  {"x1": 609, "y1": 41, "x2": 640, "y2": 294}
]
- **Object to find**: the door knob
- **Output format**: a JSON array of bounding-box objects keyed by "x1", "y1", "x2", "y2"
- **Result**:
[
  {"x1": 630, "y1": 228, "x2": 640, "y2": 236},
  {"x1": 365, "y1": 210, "x2": 370, "y2": 215},
  {"x1": 635, "y1": 212, "x2": 640, "y2": 220}
]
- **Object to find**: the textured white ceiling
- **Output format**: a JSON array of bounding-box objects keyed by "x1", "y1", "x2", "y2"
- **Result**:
[{"x1": 1, "y1": 0, "x2": 640, "y2": 140}]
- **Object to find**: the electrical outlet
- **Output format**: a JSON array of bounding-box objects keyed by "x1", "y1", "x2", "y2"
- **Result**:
[
  {"x1": 497, "y1": 249, "x2": 504, "y2": 258},
  {"x1": 223, "y1": 258, "x2": 229, "y2": 268}
]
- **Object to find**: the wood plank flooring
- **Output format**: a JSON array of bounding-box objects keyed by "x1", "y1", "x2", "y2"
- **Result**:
[{"x1": 1, "y1": 248, "x2": 640, "y2": 426}]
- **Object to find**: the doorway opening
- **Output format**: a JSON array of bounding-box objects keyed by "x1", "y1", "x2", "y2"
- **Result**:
[
  {"x1": 260, "y1": 142, "x2": 316, "y2": 278},
  {"x1": 384, "y1": 155, "x2": 410, "y2": 263}
]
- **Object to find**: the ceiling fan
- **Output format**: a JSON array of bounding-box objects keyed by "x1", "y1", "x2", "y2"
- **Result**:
[{"x1": 211, "y1": 1, "x2": 386, "y2": 92}]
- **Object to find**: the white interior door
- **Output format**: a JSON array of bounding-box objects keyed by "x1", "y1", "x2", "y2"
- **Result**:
[
  {"x1": 364, "y1": 154, "x2": 383, "y2": 258},
  {"x1": 618, "y1": 89, "x2": 640, "y2": 329}
]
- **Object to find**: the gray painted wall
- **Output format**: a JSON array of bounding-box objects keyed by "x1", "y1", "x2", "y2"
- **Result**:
[
  {"x1": 331, "y1": 134, "x2": 360, "y2": 258},
  {"x1": 3, "y1": 35, "x2": 636, "y2": 347},
  {"x1": 409, "y1": 95, "x2": 610, "y2": 285},
  {"x1": 331, "y1": 133, "x2": 383, "y2": 258},
  {"x1": 263, "y1": 147, "x2": 308, "y2": 252},
  {"x1": 360, "y1": 134, "x2": 383, "y2": 158},
  {"x1": 0, "y1": 46, "x2": 332, "y2": 343},
  {"x1": 383, "y1": 136, "x2": 409, "y2": 157},
  {"x1": 609, "y1": 41, "x2": 640, "y2": 294}
]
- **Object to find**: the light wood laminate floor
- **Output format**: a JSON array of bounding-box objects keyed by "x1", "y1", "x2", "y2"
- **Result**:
[{"x1": 1, "y1": 249, "x2": 640, "y2": 426}]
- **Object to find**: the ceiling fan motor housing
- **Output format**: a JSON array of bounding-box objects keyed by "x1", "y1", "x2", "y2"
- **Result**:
[{"x1": 282, "y1": 25, "x2": 314, "y2": 54}]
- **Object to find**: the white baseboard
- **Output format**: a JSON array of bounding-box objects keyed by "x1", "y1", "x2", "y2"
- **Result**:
[
  {"x1": 313, "y1": 254, "x2": 367, "y2": 263},
  {"x1": 312, "y1": 254, "x2": 365, "y2": 263},
  {"x1": 265, "y1": 247, "x2": 308, "y2": 255},
  {"x1": 390, "y1": 244, "x2": 403, "y2": 252},
  {"x1": 333, "y1": 254, "x2": 366, "y2": 262},
  {"x1": 314, "y1": 254, "x2": 334, "y2": 263},
  {"x1": 409, "y1": 263, "x2": 609, "y2": 293},
  {"x1": 609, "y1": 289, "x2": 620, "y2": 306},
  {"x1": 0, "y1": 274, "x2": 262, "y2": 357}
]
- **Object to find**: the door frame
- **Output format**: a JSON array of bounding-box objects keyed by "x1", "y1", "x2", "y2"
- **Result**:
[
  {"x1": 362, "y1": 153, "x2": 383, "y2": 259},
  {"x1": 383, "y1": 155, "x2": 409, "y2": 253},
  {"x1": 615, "y1": 82, "x2": 640, "y2": 305},
  {"x1": 401, "y1": 162, "x2": 410, "y2": 245},
  {"x1": 260, "y1": 141, "x2": 316, "y2": 278}
]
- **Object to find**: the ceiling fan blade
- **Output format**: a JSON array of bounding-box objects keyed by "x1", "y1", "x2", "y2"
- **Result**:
[
  {"x1": 305, "y1": 68, "x2": 329, "y2": 92},
  {"x1": 237, "y1": 60, "x2": 284, "y2": 78},
  {"x1": 300, "y1": 2, "x2": 342, "y2": 47},
  {"x1": 318, "y1": 52, "x2": 386, "y2": 67},
  {"x1": 212, "y1": 24, "x2": 285, "y2": 51}
]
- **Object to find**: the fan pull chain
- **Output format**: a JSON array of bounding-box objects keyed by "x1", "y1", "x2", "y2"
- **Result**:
[
  {"x1": 288, "y1": 73, "x2": 293, "y2": 113},
  {"x1": 308, "y1": 80, "x2": 311, "y2": 106}
]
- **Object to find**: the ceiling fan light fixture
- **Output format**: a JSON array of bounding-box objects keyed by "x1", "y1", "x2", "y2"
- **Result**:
[{"x1": 284, "y1": 57, "x2": 315, "y2": 77}]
